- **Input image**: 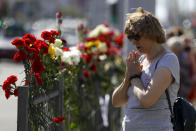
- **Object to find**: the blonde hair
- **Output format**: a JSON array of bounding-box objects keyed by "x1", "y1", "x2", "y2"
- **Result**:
[{"x1": 124, "y1": 7, "x2": 166, "y2": 44}]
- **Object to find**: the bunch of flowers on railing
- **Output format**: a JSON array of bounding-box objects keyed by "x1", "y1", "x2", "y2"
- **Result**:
[{"x1": 77, "y1": 23, "x2": 124, "y2": 79}]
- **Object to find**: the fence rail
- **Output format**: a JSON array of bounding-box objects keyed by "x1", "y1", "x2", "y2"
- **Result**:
[{"x1": 17, "y1": 78, "x2": 64, "y2": 131}]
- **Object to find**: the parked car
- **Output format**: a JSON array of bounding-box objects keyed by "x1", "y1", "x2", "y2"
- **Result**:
[
  {"x1": 0, "y1": 35, "x2": 17, "y2": 59},
  {"x1": 31, "y1": 18, "x2": 88, "y2": 46}
]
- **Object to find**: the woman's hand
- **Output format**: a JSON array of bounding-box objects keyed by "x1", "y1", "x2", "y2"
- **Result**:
[{"x1": 125, "y1": 51, "x2": 142, "y2": 79}]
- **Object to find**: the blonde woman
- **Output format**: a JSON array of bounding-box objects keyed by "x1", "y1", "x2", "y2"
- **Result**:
[{"x1": 112, "y1": 8, "x2": 180, "y2": 131}]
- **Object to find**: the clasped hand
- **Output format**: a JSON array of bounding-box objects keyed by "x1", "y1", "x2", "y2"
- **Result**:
[{"x1": 125, "y1": 51, "x2": 142, "y2": 79}]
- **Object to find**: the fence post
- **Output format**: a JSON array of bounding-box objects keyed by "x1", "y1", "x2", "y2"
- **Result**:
[
  {"x1": 59, "y1": 77, "x2": 65, "y2": 131},
  {"x1": 53, "y1": 77, "x2": 65, "y2": 131},
  {"x1": 17, "y1": 86, "x2": 29, "y2": 131}
]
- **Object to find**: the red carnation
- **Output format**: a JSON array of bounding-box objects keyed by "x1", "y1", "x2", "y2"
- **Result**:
[
  {"x1": 41, "y1": 31, "x2": 52, "y2": 41},
  {"x1": 83, "y1": 70, "x2": 89, "y2": 79},
  {"x1": 84, "y1": 37, "x2": 97, "y2": 42},
  {"x1": 78, "y1": 24, "x2": 84, "y2": 30},
  {"x1": 104, "y1": 23, "x2": 109, "y2": 27},
  {"x1": 53, "y1": 117, "x2": 65, "y2": 123},
  {"x1": 50, "y1": 30, "x2": 59, "y2": 36},
  {"x1": 14, "y1": 88, "x2": 18, "y2": 97},
  {"x1": 22, "y1": 33, "x2": 36, "y2": 43},
  {"x1": 2, "y1": 80, "x2": 9, "y2": 91},
  {"x1": 83, "y1": 29, "x2": 88, "y2": 35},
  {"x1": 82, "y1": 53, "x2": 92, "y2": 63},
  {"x1": 33, "y1": 40, "x2": 42, "y2": 49},
  {"x1": 35, "y1": 73, "x2": 42, "y2": 85},
  {"x1": 106, "y1": 46, "x2": 120, "y2": 56},
  {"x1": 5, "y1": 91, "x2": 11, "y2": 99},
  {"x1": 32, "y1": 55, "x2": 45, "y2": 73},
  {"x1": 90, "y1": 64, "x2": 97, "y2": 72},
  {"x1": 23, "y1": 38, "x2": 32, "y2": 46},
  {"x1": 11, "y1": 38, "x2": 25, "y2": 48},
  {"x1": 63, "y1": 47, "x2": 70, "y2": 51},
  {"x1": 32, "y1": 61, "x2": 44, "y2": 73},
  {"x1": 33, "y1": 40, "x2": 48, "y2": 54},
  {"x1": 7, "y1": 75, "x2": 18, "y2": 84},
  {"x1": 49, "y1": 37, "x2": 56, "y2": 44},
  {"x1": 26, "y1": 46, "x2": 39, "y2": 54},
  {"x1": 56, "y1": 12, "x2": 62, "y2": 18},
  {"x1": 115, "y1": 33, "x2": 124, "y2": 46},
  {"x1": 60, "y1": 39, "x2": 66, "y2": 46},
  {"x1": 40, "y1": 42, "x2": 49, "y2": 55},
  {"x1": 13, "y1": 50, "x2": 26, "y2": 62}
]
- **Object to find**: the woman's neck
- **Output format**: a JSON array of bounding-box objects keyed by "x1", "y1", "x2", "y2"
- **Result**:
[{"x1": 146, "y1": 44, "x2": 165, "y2": 62}]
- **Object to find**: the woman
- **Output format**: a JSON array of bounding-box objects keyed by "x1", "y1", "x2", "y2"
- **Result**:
[{"x1": 112, "y1": 8, "x2": 180, "y2": 131}]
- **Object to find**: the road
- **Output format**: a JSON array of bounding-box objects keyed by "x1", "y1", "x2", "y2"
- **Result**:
[{"x1": 0, "y1": 59, "x2": 25, "y2": 131}]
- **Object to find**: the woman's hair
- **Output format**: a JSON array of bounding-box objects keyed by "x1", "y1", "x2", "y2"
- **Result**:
[{"x1": 124, "y1": 7, "x2": 166, "y2": 44}]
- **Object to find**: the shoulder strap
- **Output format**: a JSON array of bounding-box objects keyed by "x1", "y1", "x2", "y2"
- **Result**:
[{"x1": 154, "y1": 53, "x2": 173, "y2": 114}]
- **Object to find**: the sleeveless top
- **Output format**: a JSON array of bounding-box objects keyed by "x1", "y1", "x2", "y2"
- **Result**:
[{"x1": 122, "y1": 51, "x2": 180, "y2": 131}]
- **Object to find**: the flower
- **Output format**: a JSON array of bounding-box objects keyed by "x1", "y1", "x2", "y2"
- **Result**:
[
  {"x1": 48, "y1": 44, "x2": 56, "y2": 59},
  {"x1": 55, "y1": 47, "x2": 63, "y2": 59},
  {"x1": 22, "y1": 33, "x2": 37, "y2": 44},
  {"x1": 41, "y1": 31, "x2": 52, "y2": 41},
  {"x1": 2, "y1": 75, "x2": 18, "y2": 99},
  {"x1": 56, "y1": 12, "x2": 62, "y2": 18},
  {"x1": 54, "y1": 39, "x2": 63, "y2": 48},
  {"x1": 32, "y1": 55, "x2": 45, "y2": 73},
  {"x1": 11, "y1": 38, "x2": 25, "y2": 48},
  {"x1": 35, "y1": 73, "x2": 42, "y2": 85},
  {"x1": 13, "y1": 50, "x2": 26, "y2": 62},
  {"x1": 14, "y1": 88, "x2": 18, "y2": 97},
  {"x1": 61, "y1": 47, "x2": 81, "y2": 65},
  {"x1": 83, "y1": 70, "x2": 89, "y2": 79},
  {"x1": 88, "y1": 24, "x2": 110, "y2": 37},
  {"x1": 7, "y1": 75, "x2": 18, "y2": 84},
  {"x1": 115, "y1": 33, "x2": 124, "y2": 47},
  {"x1": 97, "y1": 42, "x2": 107, "y2": 52},
  {"x1": 53, "y1": 117, "x2": 65, "y2": 123},
  {"x1": 90, "y1": 64, "x2": 97, "y2": 72}
]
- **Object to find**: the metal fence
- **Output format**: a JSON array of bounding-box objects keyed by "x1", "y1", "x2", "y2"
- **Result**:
[{"x1": 17, "y1": 78, "x2": 64, "y2": 131}]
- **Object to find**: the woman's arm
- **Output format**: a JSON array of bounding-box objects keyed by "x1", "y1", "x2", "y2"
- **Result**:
[
  {"x1": 131, "y1": 67, "x2": 173, "y2": 108},
  {"x1": 112, "y1": 78, "x2": 130, "y2": 107},
  {"x1": 112, "y1": 51, "x2": 142, "y2": 108}
]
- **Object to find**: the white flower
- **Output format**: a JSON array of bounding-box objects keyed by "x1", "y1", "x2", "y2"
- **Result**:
[
  {"x1": 61, "y1": 46, "x2": 81, "y2": 65},
  {"x1": 99, "y1": 54, "x2": 107, "y2": 61},
  {"x1": 54, "y1": 39, "x2": 63, "y2": 48},
  {"x1": 98, "y1": 42, "x2": 107, "y2": 52},
  {"x1": 89, "y1": 24, "x2": 110, "y2": 37},
  {"x1": 55, "y1": 47, "x2": 63, "y2": 59}
]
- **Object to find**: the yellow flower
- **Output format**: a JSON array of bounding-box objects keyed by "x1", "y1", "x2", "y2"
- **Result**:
[
  {"x1": 115, "y1": 57, "x2": 123, "y2": 66},
  {"x1": 94, "y1": 40, "x2": 100, "y2": 47},
  {"x1": 85, "y1": 41, "x2": 94, "y2": 48},
  {"x1": 48, "y1": 44, "x2": 55, "y2": 59}
]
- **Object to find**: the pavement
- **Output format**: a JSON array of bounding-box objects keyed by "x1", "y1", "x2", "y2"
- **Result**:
[{"x1": 0, "y1": 59, "x2": 25, "y2": 131}]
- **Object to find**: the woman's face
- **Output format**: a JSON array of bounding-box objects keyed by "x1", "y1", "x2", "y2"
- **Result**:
[{"x1": 129, "y1": 35, "x2": 156, "y2": 54}]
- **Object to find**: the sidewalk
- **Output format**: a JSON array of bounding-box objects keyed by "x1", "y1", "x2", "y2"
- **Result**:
[{"x1": 0, "y1": 59, "x2": 25, "y2": 131}]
